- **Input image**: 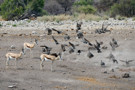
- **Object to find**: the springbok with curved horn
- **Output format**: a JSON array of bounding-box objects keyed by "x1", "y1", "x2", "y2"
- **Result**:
[
  {"x1": 40, "y1": 53, "x2": 60, "y2": 72},
  {"x1": 5, "y1": 48, "x2": 24, "y2": 69},
  {"x1": 23, "y1": 39, "x2": 38, "y2": 57}
]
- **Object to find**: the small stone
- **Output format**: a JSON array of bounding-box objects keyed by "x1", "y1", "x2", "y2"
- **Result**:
[
  {"x1": 8, "y1": 85, "x2": 16, "y2": 88},
  {"x1": 81, "y1": 71, "x2": 85, "y2": 72},
  {"x1": 32, "y1": 31, "x2": 37, "y2": 34},
  {"x1": 11, "y1": 45, "x2": 15, "y2": 49},
  {"x1": 63, "y1": 72, "x2": 66, "y2": 74}
]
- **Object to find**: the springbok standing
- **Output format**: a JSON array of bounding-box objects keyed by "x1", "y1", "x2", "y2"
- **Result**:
[
  {"x1": 40, "y1": 53, "x2": 60, "y2": 72},
  {"x1": 5, "y1": 48, "x2": 24, "y2": 69},
  {"x1": 23, "y1": 39, "x2": 38, "y2": 57}
]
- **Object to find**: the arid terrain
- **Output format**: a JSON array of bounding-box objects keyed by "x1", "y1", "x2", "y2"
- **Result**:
[{"x1": 0, "y1": 20, "x2": 135, "y2": 90}]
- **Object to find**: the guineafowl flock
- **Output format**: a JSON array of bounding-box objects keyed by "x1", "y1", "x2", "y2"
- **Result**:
[{"x1": 4, "y1": 21, "x2": 134, "y2": 73}]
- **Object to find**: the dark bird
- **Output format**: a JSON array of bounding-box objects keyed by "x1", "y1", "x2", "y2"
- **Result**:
[
  {"x1": 77, "y1": 31, "x2": 84, "y2": 39},
  {"x1": 110, "y1": 38, "x2": 118, "y2": 50},
  {"x1": 94, "y1": 44, "x2": 101, "y2": 53},
  {"x1": 40, "y1": 45, "x2": 52, "y2": 54},
  {"x1": 69, "y1": 42, "x2": 75, "y2": 49},
  {"x1": 46, "y1": 28, "x2": 52, "y2": 35},
  {"x1": 107, "y1": 53, "x2": 115, "y2": 60},
  {"x1": 76, "y1": 50, "x2": 84, "y2": 55},
  {"x1": 69, "y1": 47, "x2": 74, "y2": 54},
  {"x1": 64, "y1": 34, "x2": 70, "y2": 41},
  {"x1": 52, "y1": 28, "x2": 62, "y2": 34},
  {"x1": 112, "y1": 38, "x2": 118, "y2": 47},
  {"x1": 52, "y1": 36, "x2": 59, "y2": 45},
  {"x1": 122, "y1": 73, "x2": 130, "y2": 78},
  {"x1": 112, "y1": 58, "x2": 118, "y2": 64},
  {"x1": 109, "y1": 42, "x2": 115, "y2": 50},
  {"x1": 76, "y1": 22, "x2": 83, "y2": 32},
  {"x1": 101, "y1": 60, "x2": 105, "y2": 67},
  {"x1": 61, "y1": 44, "x2": 67, "y2": 52},
  {"x1": 95, "y1": 40, "x2": 103, "y2": 48},
  {"x1": 87, "y1": 51, "x2": 94, "y2": 58},
  {"x1": 120, "y1": 60, "x2": 134, "y2": 65},
  {"x1": 82, "y1": 38, "x2": 93, "y2": 46}
]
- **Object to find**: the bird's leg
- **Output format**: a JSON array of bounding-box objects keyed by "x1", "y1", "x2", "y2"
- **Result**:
[
  {"x1": 30, "y1": 49, "x2": 33, "y2": 58},
  {"x1": 6, "y1": 58, "x2": 9, "y2": 69},
  {"x1": 15, "y1": 59, "x2": 17, "y2": 69},
  {"x1": 40, "y1": 59, "x2": 44, "y2": 70},
  {"x1": 24, "y1": 48, "x2": 26, "y2": 55},
  {"x1": 51, "y1": 61, "x2": 54, "y2": 72}
]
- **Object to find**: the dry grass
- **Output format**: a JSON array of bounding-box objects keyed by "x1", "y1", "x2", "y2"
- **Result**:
[
  {"x1": 0, "y1": 16, "x2": 5, "y2": 21},
  {"x1": 76, "y1": 76, "x2": 116, "y2": 87},
  {"x1": 77, "y1": 14, "x2": 102, "y2": 21},
  {"x1": 37, "y1": 14, "x2": 72, "y2": 22},
  {"x1": 37, "y1": 14, "x2": 104, "y2": 22}
]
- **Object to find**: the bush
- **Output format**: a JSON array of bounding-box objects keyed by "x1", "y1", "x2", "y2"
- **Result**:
[
  {"x1": 74, "y1": 0, "x2": 93, "y2": 6},
  {"x1": 0, "y1": 0, "x2": 25, "y2": 20},
  {"x1": 77, "y1": 5, "x2": 96, "y2": 14},
  {"x1": 110, "y1": 0, "x2": 135, "y2": 17},
  {"x1": 0, "y1": 0, "x2": 46, "y2": 20}
]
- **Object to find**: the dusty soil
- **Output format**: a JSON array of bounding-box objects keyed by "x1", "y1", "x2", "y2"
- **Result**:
[{"x1": 0, "y1": 27, "x2": 135, "y2": 90}]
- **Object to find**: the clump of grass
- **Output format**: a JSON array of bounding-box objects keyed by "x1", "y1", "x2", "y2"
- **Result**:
[
  {"x1": 102, "y1": 15, "x2": 109, "y2": 20},
  {"x1": 12, "y1": 24, "x2": 17, "y2": 27},
  {"x1": 0, "y1": 23, "x2": 2, "y2": 27},
  {"x1": 27, "y1": 19, "x2": 31, "y2": 23},
  {"x1": 115, "y1": 15, "x2": 126, "y2": 20},
  {"x1": 0, "y1": 16, "x2": 5, "y2": 21},
  {"x1": 132, "y1": 17, "x2": 135, "y2": 21}
]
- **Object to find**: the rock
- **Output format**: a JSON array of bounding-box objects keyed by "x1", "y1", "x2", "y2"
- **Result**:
[
  {"x1": 18, "y1": 34, "x2": 23, "y2": 36},
  {"x1": 11, "y1": 45, "x2": 15, "y2": 49},
  {"x1": 8, "y1": 85, "x2": 17, "y2": 88},
  {"x1": 63, "y1": 72, "x2": 66, "y2": 74},
  {"x1": 32, "y1": 31, "x2": 37, "y2": 34},
  {"x1": 81, "y1": 71, "x2": 85, "y2": 72}
]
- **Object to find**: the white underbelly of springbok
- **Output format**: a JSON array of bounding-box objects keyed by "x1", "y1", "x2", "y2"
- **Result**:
[
  {"x1": 9, "y1": 56, "x2": 16, "y2": 60},
  {"x1": 44, "y1": 57, "x2": 51, "y2": 61}
]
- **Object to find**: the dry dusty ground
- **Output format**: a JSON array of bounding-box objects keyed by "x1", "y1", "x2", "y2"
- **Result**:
[{"x1": 0, "y1": 28, "x2": 135, "y2": 90}]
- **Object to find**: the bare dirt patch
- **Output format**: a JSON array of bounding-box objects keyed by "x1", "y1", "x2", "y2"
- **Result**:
[{"x1": 0, "y1": 27, "x2": 135, "y2": 90}]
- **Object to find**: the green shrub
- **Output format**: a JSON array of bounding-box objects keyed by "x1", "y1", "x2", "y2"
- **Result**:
[
  {"x1": 0, "y1": 0, "x2": 46, "y2": 20},
  {"x1": 0, "y1": 0, "x2": 25, "y2": 20},
  {"x1": 12, "y1": 24, "x2": 17, "y2": 27},
  {"x1": 0, "y1": 23, "x2": 2, "y2": 27},
  {"x1": 77, "y1": 5, "x2": 96, "y2": 14},
  {"x1": 110, "y1": 0, "x2": 135, "y2": 17},
  {"x1": 74, "y1": 0, "x2": 93, "y2": 6}
]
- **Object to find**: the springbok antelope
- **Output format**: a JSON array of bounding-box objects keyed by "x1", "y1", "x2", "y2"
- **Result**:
[
  {"x1": 5, "y1": 48, "x2": 24, "y2": 69},
  {"x1": 23, "y1": 39, "x2": 38, "y2": 57},
  {"x1": 40, "y1": 53, "x2": 60, "y2": 72}
]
